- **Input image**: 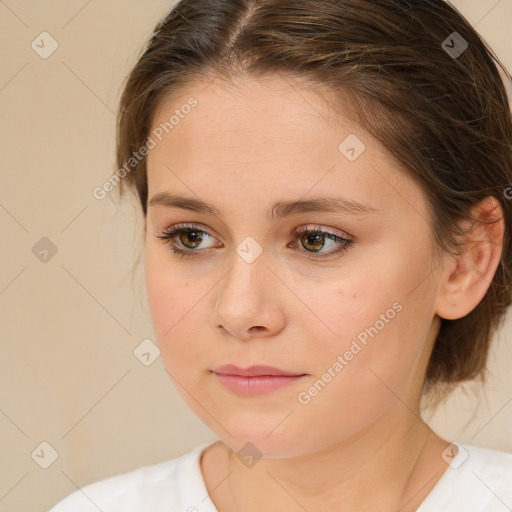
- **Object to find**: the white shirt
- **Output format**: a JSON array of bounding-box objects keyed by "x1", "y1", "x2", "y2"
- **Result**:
[{"x1": 49, "y1": 442, "x2": 512, "y2": 511}]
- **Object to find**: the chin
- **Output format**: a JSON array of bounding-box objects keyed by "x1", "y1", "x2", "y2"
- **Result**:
[
  {"x1": 203, "y1": 411, "x2": 316, "y2": 458},
  {"x1": 226, "y1": 435, "x2": 303, "y2": 459}
]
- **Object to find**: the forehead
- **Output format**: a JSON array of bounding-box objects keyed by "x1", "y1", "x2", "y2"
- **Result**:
[
  {"x1": 146, "y1": 74, "x2": 426, "y2": 222},
  {"x1": 151, "y1": 74, "x2": 359, "y2": 150}
]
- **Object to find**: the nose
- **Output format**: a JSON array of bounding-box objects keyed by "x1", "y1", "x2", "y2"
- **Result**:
[{"x1": 210, "y1": 250, "x2": 286, "y2": 341}]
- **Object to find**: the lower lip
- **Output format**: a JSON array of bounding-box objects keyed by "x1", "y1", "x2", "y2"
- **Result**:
[{"x1": 212, "y1": 372, "x2": 307, "y2": 396}]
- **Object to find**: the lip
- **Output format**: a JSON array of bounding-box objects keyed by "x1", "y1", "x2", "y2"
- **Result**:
[
  {"x1": 212, "y1": 364, "x2": 305, "y2": 377},
  {"x1": 211, "y1": 365, "x2": 308, "y2": 396}
]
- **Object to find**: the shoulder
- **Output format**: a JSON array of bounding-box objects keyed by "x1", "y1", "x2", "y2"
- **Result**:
[
  {"x1": 48, "y1": 442, "x2": 217, "y2": 512},
  {"x1": 420, "y1": 443, "x2": 512, "y2": 512},
  {"x1": 463, "y1": 443, "x2": 512, "y2": 488}
]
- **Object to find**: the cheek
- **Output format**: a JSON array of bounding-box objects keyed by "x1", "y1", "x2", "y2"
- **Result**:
[
  {"x1": 144, "y1": 250, "x2": 205, "y2": 370},
  {"x1": 304, "y1": 270, "x2": 389, "y2": 351},
  {"x1": 291, "y1": 288, "x2": 420, "y2": 444},
  {"x1": 145, "y1": 249, "x2": 172, "y2": 335},
  {"x1": 301, "y1": 257, "x2": 430, "y2": 392}
]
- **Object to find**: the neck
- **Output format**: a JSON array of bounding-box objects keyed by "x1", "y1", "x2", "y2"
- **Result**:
[{"x1": 221, "y1": 407, "x2": 447, "y2": 512}]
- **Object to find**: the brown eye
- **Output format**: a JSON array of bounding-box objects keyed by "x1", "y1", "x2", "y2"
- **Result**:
[
  {"x1": 300, "y1": 232, "x2": 326, "y2": 252},
  {"x1": 290, "y1": 226, "x2": 354, "y2": 259},
  {"x1": 178, "y1": 230, "x2": 204, "y2": 249},
  {"x1": 155, "y1": 223, "x2": 219, "y2": 258},
  {"x1": 156, "y1": 223, "x2": 354, "y2": 260}
]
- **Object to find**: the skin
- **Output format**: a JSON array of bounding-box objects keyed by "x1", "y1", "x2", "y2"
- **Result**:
[{"x1": 143, "y1": 73, "x2": 504, "y2": 511}]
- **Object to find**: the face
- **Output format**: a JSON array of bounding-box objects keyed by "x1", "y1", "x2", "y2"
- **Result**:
[{"x1": 144, "y1": 74, "x2": 443, "y2": 457}]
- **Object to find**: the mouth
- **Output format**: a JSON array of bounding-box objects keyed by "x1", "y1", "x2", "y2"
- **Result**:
[{"x1": 211, "y1": 364, "x2": 309, "y2": 396}]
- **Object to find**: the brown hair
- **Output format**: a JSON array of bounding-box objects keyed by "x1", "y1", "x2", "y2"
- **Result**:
[{"x1": 115, "y1": 0, "x2": 512, "y2": 396}]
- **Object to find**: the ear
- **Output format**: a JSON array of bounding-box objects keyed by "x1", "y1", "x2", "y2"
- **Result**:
[{"x1": 435, "y1": 196, "x2": 505, "y2": 321}]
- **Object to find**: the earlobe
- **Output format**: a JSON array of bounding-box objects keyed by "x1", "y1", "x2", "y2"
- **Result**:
[{"x1": 435, "y1": 196, "x2": 504, "y2": 321}]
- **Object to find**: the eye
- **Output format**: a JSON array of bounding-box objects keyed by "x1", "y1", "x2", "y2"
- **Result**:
[
  {"x1": 289, "y1": 225, "x2": 353, "y2": 259},
  {"x1": 155, "y1": 223, "x2": 219, "y2": 258},
  {"x1": 155, "y1": 223, "x2": 354, "y2": 260}
]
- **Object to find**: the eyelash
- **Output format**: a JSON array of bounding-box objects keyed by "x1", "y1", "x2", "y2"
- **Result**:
[
  {"x1": 155, "y1": 223, "x2": 354, "y2": 260},
  {"x1": 156, "y1": 224, "x2": 354, "y2": 260}
]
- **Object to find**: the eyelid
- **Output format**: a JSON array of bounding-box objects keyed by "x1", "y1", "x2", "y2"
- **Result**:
[
  {"x1": 157, "y1": 222, "x2": 351, "y2": 241},
  {"x1": 155, "y1": 222, "x2": 354, "y2": 259},
  {"x1": 155, "y1": 222, "x2": 221, "y2": 247},
  {"x1": 158, "y1": 222, "x2": 220, "y2": 240},
  {"x1": 293, "y1": 224, "x2": 352, "y2": 240},
  {"x1": 288, "y1": 225, "x2": 353, "y2": 260}
]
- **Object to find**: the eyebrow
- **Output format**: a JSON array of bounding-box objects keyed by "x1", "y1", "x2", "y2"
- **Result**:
[{"x1": 148, "y1": 192, "x2": 379, "y2": 220}]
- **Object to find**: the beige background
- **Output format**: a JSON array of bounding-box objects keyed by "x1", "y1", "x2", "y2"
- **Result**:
[{"x1": 0, "y1": 1, "x2": 511, "y2": 511}]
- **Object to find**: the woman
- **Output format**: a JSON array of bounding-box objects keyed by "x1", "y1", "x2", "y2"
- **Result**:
[{"x1": 50, "y1": 0, "x2": 512, "y2": 510}]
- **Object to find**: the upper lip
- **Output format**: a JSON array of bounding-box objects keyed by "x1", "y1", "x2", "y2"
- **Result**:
[{"x1": 211, "y1": 364, "x2": 306, "y2": 377}]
